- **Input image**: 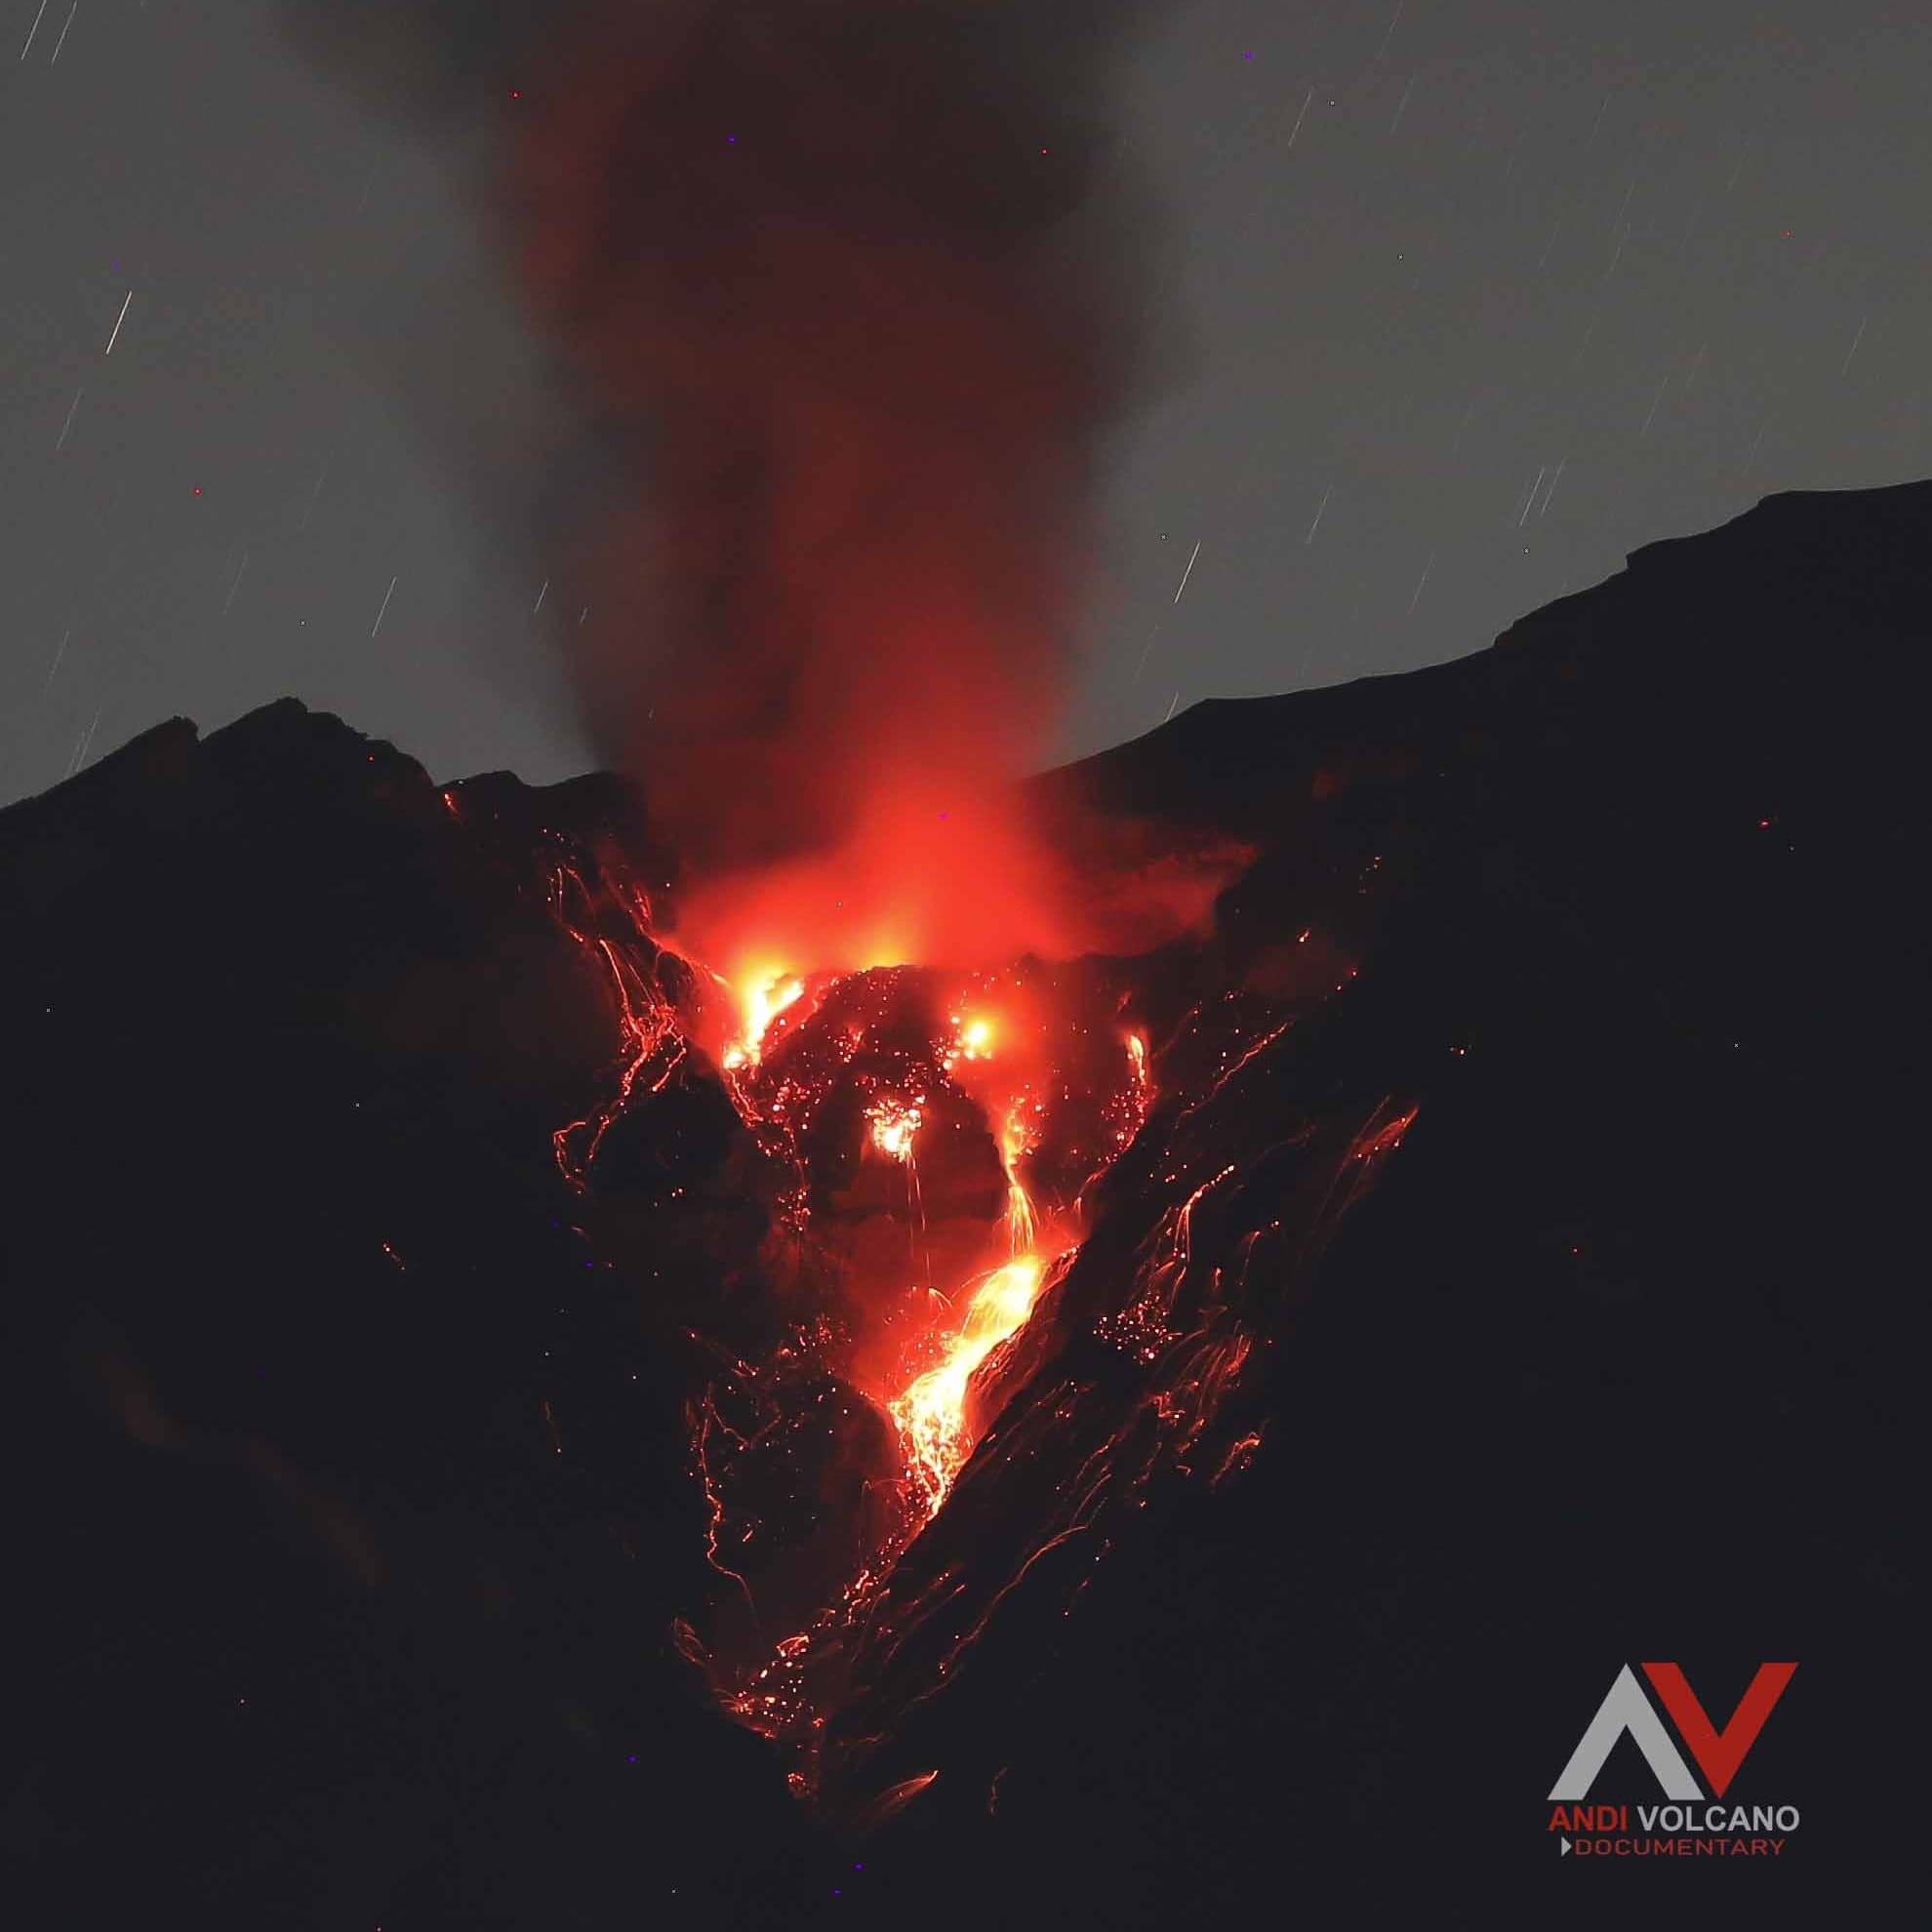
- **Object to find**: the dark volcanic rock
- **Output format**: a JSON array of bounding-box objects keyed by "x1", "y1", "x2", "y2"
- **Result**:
[{"x1": 4, "y1": 483, "x2": 1926, "y2": 1927}]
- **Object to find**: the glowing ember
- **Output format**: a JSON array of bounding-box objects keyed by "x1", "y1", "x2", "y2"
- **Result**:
[
  {"x1": 948, "y1": 1014, "x2": 995, "y2": 1063},
  {"x1": 867, "y1": 1097, "x2": 924, "y2": 1163},
  {"x1": 891, "y1": 1251, "x2": 1048, "y2": 1518}
]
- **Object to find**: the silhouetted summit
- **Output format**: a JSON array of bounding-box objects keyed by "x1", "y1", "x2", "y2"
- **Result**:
[{"x1": 4, "y1": 482, "x2": 1923, "y2": 1928}]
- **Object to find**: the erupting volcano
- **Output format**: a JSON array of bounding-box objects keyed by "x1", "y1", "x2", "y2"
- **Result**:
[
  {"x1": 527, "y1": 810, "x2": 1406, "y2": 1814},
  {"x1": 430, "y1": 1, "x2": 1274, "y2": 1788},
  {"x1": 14, "y1": 0, "x2": 1921, "y2": 1917},
  {"x1": 10, "y1": 478, "x2": 1928, "y2": 1924},
  {"x1": 487, "y1": 0, "x2": 1199, "y2": 991}
]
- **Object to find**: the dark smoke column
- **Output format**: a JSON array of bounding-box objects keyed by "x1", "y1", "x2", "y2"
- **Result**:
[{"x1": 503, "y1": 1, "x2": 1160, "y2": 894}]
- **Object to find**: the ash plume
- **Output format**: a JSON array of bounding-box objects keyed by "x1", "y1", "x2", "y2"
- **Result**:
[{"x1": 280, "y1": 1, "x2": 1178, "y2": 936}]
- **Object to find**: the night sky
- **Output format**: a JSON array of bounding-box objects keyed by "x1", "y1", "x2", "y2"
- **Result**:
[{"x1": 3, "y1": 0, "x2": 1927, "y2": 807}]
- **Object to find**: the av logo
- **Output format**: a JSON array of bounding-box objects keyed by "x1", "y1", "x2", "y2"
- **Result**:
[{"x1": 1549, "y1": 1663, "x2": 1797, "y2": 1801}]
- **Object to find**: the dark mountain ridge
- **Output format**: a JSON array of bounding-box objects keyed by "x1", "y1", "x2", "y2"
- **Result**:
[{"x1": 3, "y1": 481, "x2": 1924, "y2": 1926}]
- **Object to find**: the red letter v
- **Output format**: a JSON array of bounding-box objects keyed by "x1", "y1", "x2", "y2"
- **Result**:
[{"x1": 1640, "y1": 1662, "x2": 1797, "y2": 1797}]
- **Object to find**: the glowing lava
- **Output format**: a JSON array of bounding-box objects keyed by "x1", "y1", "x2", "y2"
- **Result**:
[
  {"x1": 866, "y1": 1097, "x2": 924, "y2": 1163},
  {"x1": 539, "y1": 852, "x2": 1293, "y2": 1791},
  {"x1": 949, "y1": 1014, "x2": 995, "y2": 1063},
  {"x1": 891, "y1": 1251, "x2": 1048, "y2": 1519},
  {"x1": 712, "y1": 952, "x2": 1071, "y2": 1525},
  {"x1": 530, "y1": 828, "x2": 1429, "y2": 1828},
  {"x1": 548, "y1": 864, "x2": 686, "y2": 1189},
  {"x1": 719, "y1": 966, "x2": 805, "y2": 1070}
]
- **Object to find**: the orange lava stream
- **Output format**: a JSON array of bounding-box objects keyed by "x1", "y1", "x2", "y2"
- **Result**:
[
  {"x1": 728, "y1": 979, "x2": 1068, "y2": 1526},
  {"x1": 878, "y1": 1017, "x2": 1059, "y2": 1518},
  {"x1": 719, "y1": 966, "x2": 805, "y2": 1070},
  {"x1": 890, "y1": 1248, "x2": 1047, "y2": 1520}
]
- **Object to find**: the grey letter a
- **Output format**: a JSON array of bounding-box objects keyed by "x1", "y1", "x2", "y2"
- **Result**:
[{"x1": 1548, "y1": 1664, "x2": 1703, "y2": 1801}]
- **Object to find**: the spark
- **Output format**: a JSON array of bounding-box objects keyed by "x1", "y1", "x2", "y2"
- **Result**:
[
  {"x1": 43, "y1": 627, "x2": 70, "y2": 693},
  {"x1": 1405, "y1": 550, "x2": 1433, "y2": 616},
  {"x1": 370, "y1": 574, "x2": 398, "y2": 637},
  {"x1": 1285, "y1": 84, "x2": 1312, "y2": 149},
  {"x1": 1389, "y1": 72, "x2": 1414, "y2": 135},
  {"x1": 867, "y1": 1097, "x2": 923, "y2": 1163},
  {"x1": 1640, "y1": 371, "x2": 1670, "y2": 437},
  {"x1": 65, "y1": 708, "x2": 101, "y2": 778},
  {"x1": 1840, "y1": 314, "x2": 1869, "y2": 378},
  {"x1": 1163, "y1": 690, "x2": 1181, "y2": 723},
  {"x1": 1171, "y1": 537, "x2": 1202, "y2": 605},
  {"x1": 1305, "y1": 483, "x2": 1332, "y2": 544},
  {"x1": 1740, "y1": 422, "x2": 1768, "y2": 484},
  {"x1": 223, "y1": 552, "x2": 248, "y2": 612},
  {"x1": 1684, "y1": 342, "x2": 1710, "y2": 394},
  {"x1": 1610, "y1": 170, "x2": 1637, "y2": 232},
  {"x1": 1212, "y1": 1429, "x2": 1266, "y2": 1488},
  {"x1": 1725, "y1": 137, "x2": 1751, "y2": 193},
  {"x1": 1537, "y1": 456, "x2": 1567, "y2": 519},
  {"x1": 102, "y1": 289, "x2": 132, "y2": 355},
  {"x1": 54, "y1": 385, "x2": 82, "y2": 452},
  {"x1": 19, "y1": 0, "x2": 47, "y2": 60},
  {"x1": 946, "y1": 1014, "x2": 995, "y2": 1063},
  {"x1": 1516, "y1": 466, "x2": 1547, "y2": 527},
  {"x1": 1585, "y1": 92, "x2": 1609, "y2": 152},
  {"x1": 1133, "y1": 537, "x2": 1200, "y2": 682},
  {"x1": 49, "y1": 0, "x2": 72, "y2": 62},
  {"x1": 533, "y1": 577, "x2": 548, "y2": 613},
  {"x1": 1372, "y1": 0, "x2": 1403, "y2": 63}
]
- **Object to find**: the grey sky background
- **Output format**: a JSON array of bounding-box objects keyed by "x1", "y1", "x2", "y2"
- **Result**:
[{"x1": 3, "y1": 0, "x2": 1927, "y2": 805}]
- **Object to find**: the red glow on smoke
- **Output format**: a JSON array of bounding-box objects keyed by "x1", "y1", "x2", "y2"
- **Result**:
[
  {"x1": 478, "y1": 2, "x2": 1317, "y2": 1813},
  {"x1": 503, "y1": 3, "x2": 1204, "y2": 996},
  {"x1": 679, "y1": 783, "x2": 1081, "y2": 1044}
]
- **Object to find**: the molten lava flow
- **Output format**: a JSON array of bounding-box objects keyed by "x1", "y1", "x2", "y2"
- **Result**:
[
  {"x1": 719, "y1": 966, "x2": 805, "y2": 1071},
  {"x1": 998, "y1": 1105, "x2": 1039, "y2": 1255},
  {"x1": 538, "y1": 842, "x2": 1334, "y2": 1803},
  {"x1": 683, "y1": 947, "x2": 1124, "y2": 1561},
  {"x1": 548, "y1": 864, "x2": 685, "y2": 1189},
  {"x1": 891, "y1": 1252, "x2": 1047, "y2": 1520}
]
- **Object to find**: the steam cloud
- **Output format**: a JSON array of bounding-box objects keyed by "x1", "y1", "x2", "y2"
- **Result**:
[{"x1": 282, "y1": 0, "x2": 1174, "y2": 954}]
